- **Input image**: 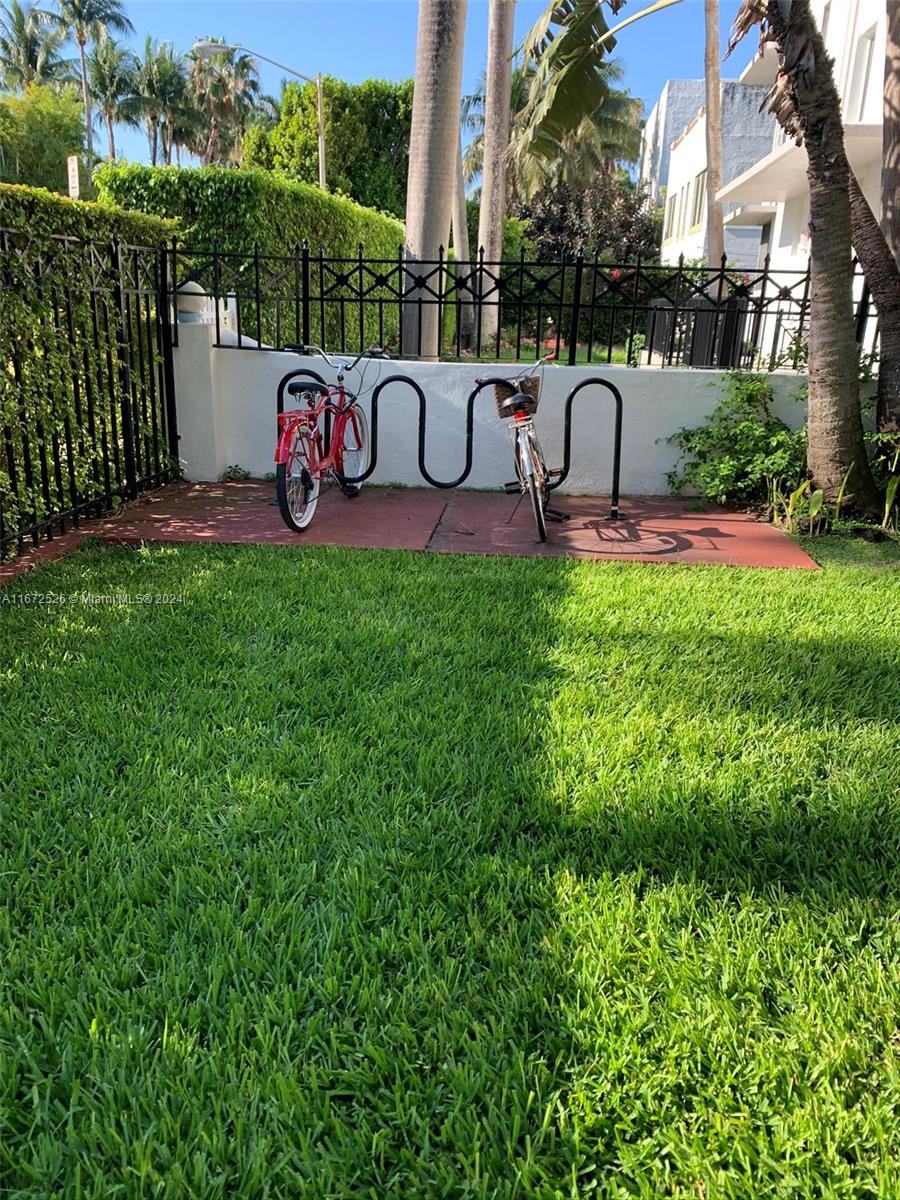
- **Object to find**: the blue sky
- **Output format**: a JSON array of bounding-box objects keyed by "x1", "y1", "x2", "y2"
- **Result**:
[{"x1": 117, "y1": 0, "x2": 757, "y2": 164}]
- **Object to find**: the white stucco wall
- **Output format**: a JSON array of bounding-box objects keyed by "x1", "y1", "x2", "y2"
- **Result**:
[{"x1": 172, "y1": 325, "x2": 812, "y2": 496}]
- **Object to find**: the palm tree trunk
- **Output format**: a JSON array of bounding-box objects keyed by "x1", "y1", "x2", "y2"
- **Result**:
[
  {"x1": 204, "y1": 117, "x2": 220, "y2": 168},
  {"x1": 78, "y1": 37, "x2": 93, "y2": 181},
  {"x1": 477, "y1": 0, "x2": 516, "y2": 347},
  {"x1": 763, "y1": 0, "x2": 879, "y2": 513},
  {"x1": 848, "y1": 171, "x2": 900, "y2": 442},
  {"x1": 451, "y1": 134, "x2": 475, "y2": 350},
  {"x1": 106, "y1": 114, "x2": 116, "y2": 162},
  {"x1": 402, "y1": 0, "x2": 469, "y2": 359},
  {"x1": 703, "y1": 0, "x2": 725, "y2": 268},
  {"x1": 883, "y1": 0, "x2": 900, "y2": 266}
]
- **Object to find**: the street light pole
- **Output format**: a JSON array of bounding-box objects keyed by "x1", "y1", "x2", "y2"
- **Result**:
[
  {"x1": 192, "y1": 40, "x2": 326, "y2": 189},
  {"x1": 316, "y1": 73, "x2": 326, "y2": 190}
]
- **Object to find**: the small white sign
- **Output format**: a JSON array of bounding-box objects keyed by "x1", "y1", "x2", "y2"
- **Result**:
[{"x1": 67, "y1": 155, "x2": 80, "y2": 199}]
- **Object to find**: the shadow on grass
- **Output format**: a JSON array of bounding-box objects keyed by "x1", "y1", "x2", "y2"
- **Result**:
[{"x1": 1, "y1": 544, "x2": 899, "y2": 1197}]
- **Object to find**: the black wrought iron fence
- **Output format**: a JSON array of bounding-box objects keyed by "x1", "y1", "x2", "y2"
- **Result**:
[
  {"x1": 1, "y1": 231, "x2": 178, "y2": 561},
  {"x1": 171, "y1": 240, "x2": 877, "y2": 369}
]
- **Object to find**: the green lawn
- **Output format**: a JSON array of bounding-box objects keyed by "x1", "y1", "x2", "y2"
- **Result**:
[{"x1": 1, "y1": 543, "x2": 898, "y2": 1199}]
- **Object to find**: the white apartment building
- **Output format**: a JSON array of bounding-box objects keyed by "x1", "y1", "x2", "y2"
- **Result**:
[{"x1": 643, "y1": 0, "x2": 886, "y2": 272}]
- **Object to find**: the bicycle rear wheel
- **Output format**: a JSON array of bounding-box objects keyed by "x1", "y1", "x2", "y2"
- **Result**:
[{"x1": 276, "y1": 425, "x2": 320, "y2": 531}]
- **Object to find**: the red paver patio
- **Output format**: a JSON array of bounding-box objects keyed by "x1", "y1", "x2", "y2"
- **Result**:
[{"x1": 72, "y1": 480, "x2": 816, "y2": 570}]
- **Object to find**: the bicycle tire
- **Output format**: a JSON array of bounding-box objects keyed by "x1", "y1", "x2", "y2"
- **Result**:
[
  {"x1": 276, "y1": 425, "x2": 320, "y2": 531},
  {"x1": 517, "y1": 435, "x2": 547, "y2": 542},
  {"x1": 335, "y1": 403, "x2": 369, "y2": 497}
]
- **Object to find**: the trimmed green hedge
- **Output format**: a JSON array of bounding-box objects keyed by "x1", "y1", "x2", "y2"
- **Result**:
[
  {"x1": 93, "y1": 165, "x2": 405, "y2": 350},
  {"x1": 94, "y1": 164, "x2": 404, "y2": 255},
  {"x1": 0, "y1": 182, "x2": 176, "y2": 245},
  {"x1": 1, "y1": 185, "x2": 177, "y2": 559}
]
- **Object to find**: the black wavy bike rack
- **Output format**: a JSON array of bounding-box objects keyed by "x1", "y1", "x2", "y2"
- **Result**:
[{"x1": 275, "y1": 369, "x2": 624, "y2": 519}]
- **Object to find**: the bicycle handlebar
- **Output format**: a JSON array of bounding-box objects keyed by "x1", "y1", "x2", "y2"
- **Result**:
[
  {"x1": 475, "y1": 353, "x2": 557, "y2": 389},
  {"x1": 283, "y1": 343, "x2": 389, "y2": 372}
]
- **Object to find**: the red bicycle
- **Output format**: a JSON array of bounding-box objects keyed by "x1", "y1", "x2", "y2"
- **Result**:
[{"x1": 274, "y1": 344, "x2": 384, "y2": 532}]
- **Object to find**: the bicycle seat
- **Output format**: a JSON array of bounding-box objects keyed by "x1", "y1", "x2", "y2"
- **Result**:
[
  {"x1": 287, "y1": 380, "x2": 328, "y2": 397},
  {"x1": 497, "y1": 391, "x2": 538, "y2": 419}
]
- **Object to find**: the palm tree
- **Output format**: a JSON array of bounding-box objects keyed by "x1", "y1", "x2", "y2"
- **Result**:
[
  {"x1": 154, "y1": 43, "x2": 188, "y2": 166},
  {"x1": 883, "y1": 0, "x2": 900, "y2": 267},
  {"x1": 464, "y1": 60, "x2": 639, "y2": 200},
  {"x1": 728, "y1": 0, "x2": 880, "y2": 512},
  {"x1": 848, "y1": 173, "x2": 900, "y2": 449},
  {"x1": 703, "y1": 0, "x2": 725, "y2": 266},
  {"x1": 86, "y1": 32, "x2": 132, "y2": 161},
  {"x1": 403, "y1": 0, "x2": 469, "y2": 358},
  {"x1": 169, "y1": 98, "x2": 204, "y2": 166},
  {"x1": 450, "y1": 132, "x2": 474, "y2": 349},
  {"x1": 189, "y1": 40, "x2": 260, "y2": 166},
  {"x1": 53, "y1": 0, "x2": 133, "y2": 178},
  {"x1": 130, "y1": 36, "x2": 162, "y2": 165},
  {"x1": 476, "y1": 0, "x2": 516, "y2": 345},
  {"x1": 512, "y1": 86, "x2": 641, "y2": 196},
  {"x1": 0, "y1": 0, "x2": 71, "y2": 89},
  {"x1": 230, "y1": 53, "x2": 260, "y2": 164},
  {"x1": 461, "y1": 63, "x2": 534, "y2": 198}
]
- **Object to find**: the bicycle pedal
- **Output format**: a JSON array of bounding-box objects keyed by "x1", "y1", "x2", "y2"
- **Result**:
[
  {"x1": 503, "y1": 481, "x2": 521, "y2": 494},
  {"x1": 544, "y1": 507, "x2": 571, "y2": 522}
]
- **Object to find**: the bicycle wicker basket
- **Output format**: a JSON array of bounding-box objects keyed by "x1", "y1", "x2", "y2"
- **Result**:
[{"x1": 493, "y1": 373, "x2": 541, "y2": 418}]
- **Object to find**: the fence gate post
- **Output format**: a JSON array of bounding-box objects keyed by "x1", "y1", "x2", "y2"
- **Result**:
[
  {"x1": 568, "y1": 250, "x2": 584, "y2": 366},
  {"x1": 157, "y1": 243, "x2": 179, "y2": 465},
  {"x1": 301, "y1": 240, "x2": 311, "y2": 346}
]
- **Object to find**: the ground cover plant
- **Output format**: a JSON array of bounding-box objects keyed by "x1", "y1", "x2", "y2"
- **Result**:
[{"x1": 1, "y1": 543, "x2": 899, "y2": 1198}]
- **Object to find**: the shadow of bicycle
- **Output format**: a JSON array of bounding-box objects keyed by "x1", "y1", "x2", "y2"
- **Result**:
[{"x1": 580, "y1": 519, "x2": 736, "y2": 558}]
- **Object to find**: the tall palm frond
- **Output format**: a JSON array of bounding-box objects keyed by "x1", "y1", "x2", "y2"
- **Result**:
[
  {"x1": 129, "y1": 36, "x2": 188, "y2": 166},
  {"x1": 0, "y1": 0, "x2": 72, "y2": 89},
  {"x1": 514, "y1": 0, "x2": 619, "y2": 158},
  {"x1": 53, "y1": 0, "x2": 133, "y2": 177},
  {"x1": 87, "y1": 32, "x2": 133, "y2": 160}
]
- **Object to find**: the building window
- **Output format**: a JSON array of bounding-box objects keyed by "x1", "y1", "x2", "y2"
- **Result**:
[
  {"x1": 691, "y1": 170, "x2": 707, "y2": 228},
  {"x1": 849, "y1": 26, "x2": 876, "y2": 122},
  {"x1": 664, "y1": 193, "x2": 675, "y2": 239}
]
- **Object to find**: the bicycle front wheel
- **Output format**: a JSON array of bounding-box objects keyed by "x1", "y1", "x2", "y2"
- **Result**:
[
  {"x1": 276, "y1": 425, "x2": 320, "y2": 531},
  {"x1": 335, "y1": 403, "x2": 369, "y2": 497},
  {"x1": 516, "y1": 434, "x2": 546, "y2": 543}
]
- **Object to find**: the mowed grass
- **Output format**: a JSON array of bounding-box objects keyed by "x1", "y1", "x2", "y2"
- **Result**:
[{"x1": 1, "y1": 543, "x2": 899, "y2": 1200}]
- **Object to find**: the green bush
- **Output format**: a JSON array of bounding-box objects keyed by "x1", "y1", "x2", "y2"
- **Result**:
[
  {"x1": 0, "y1": 181, "x2": 175, "y2": 245},
  {"x1": 0, "y1": 185, "x2": 176, "y2": 557},
  {"x1": 0, "y1": 85, "x2": 86, "y2": 196},
  {"x1": 667, "y1": 372, "x2": 807, "y2": 506},
  {"x1": 94, "y1": 164, "x2": 405, "y2": 350},
  {"x1": 244, "y1": 78, "x2": 413, "y2": 218}
]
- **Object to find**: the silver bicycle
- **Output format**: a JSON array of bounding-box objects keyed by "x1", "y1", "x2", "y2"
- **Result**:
[{"x1": 494, "y1": 356, "x2": 569, "y2": 542}]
